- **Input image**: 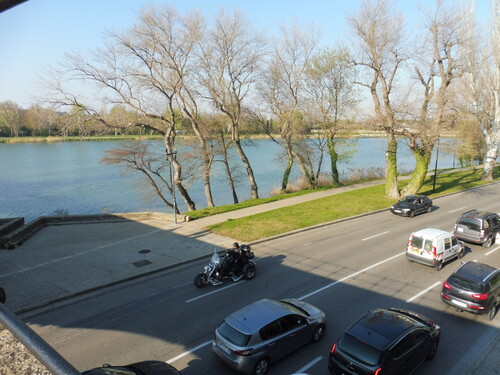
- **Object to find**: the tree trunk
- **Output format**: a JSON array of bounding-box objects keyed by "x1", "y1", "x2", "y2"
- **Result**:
[
  {"x1": 234, "y1": 139, "x2": 259, "y2": 199},
  {"x1": 164, "y1": 137, "x2": 196, "y2": 212},
  {"x1": 385, "y1": 134, "x2": 399, "y2": 198},
  {"x1": 327, "y1": 137, "x2": 340, "y2": 186},
  {"x1": 400, "y1": 149, "x2": 432, "y2": 196},
  {"x1": 200, "y1": 140, "x2": 215, "y2": 207},
  {"x1": 281, "y1": 152, "x2": 294, "y2": 193},
  {"x1": 481, "y1": 140, "x2": 499, "y2": 181}
]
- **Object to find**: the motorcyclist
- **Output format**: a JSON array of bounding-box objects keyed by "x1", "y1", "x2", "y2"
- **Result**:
[{"x1": 221, "y1": 242, "x2": 241, "y2": 277}]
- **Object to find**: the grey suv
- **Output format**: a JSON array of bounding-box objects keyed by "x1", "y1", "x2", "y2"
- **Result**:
[
  {"x1": 212, "y1": 298, "x2": 326, "y2": 375},
  {"x1": 453, "y1": 210, "x2": 500, "y2": 248},
  {"x1": 328, "y1": 308, "x2": 440, "y2": 375},
  {"x1": 441, "y1": 261, "x2": 499, "y2": 320}
]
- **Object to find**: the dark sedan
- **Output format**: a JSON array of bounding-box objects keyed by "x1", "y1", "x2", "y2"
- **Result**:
[
  {"x1": 391, "y1": 195, "x2": 433, "y2": 217},
  {"x1": 82, "y1": 361, "x2": 182, "y2": 375}
]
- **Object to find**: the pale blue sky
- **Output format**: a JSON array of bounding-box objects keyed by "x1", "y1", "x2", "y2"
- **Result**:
[{"x1": 0, "y1": 0, "x2": 490, "y2": 108}]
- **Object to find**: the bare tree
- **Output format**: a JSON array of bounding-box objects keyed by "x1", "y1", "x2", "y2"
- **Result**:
[
  {"x1": 348, "y1": 0, "x2": 408, "y2": 198},
  {"x1": 461, "y1": 0, "x2": 500, "y2": 181},
  {"x1": 136, "y1": 6, "x2": 218, "y2": 207},
  {"x1": 197, "y1": 9, "x2": 265, "y2": 199},
  {"x1": 304, "y1": 47, "x2": 359, "y2": 185},
  {"x1": 256, "y1": 23, "x2": 320, "y2": 191},
  {"x1": 42, "y1": 7, "x2": 197, "y2": 211},
  {"x1": 400, "y1": 0, "x2": 463, "y2": 196}
]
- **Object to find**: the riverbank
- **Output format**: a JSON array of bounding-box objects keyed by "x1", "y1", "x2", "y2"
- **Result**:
[{"x1": 0, "y1": 130, "x2": 460, "y2": 144}]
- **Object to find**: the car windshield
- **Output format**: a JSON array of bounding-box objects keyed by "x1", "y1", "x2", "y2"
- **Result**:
[
  {"x1": 448, "y1": 275, "x2": 484, "y2": 293},
  {"x1": 457, "y1": 217, "x2": 481, "y2": 231},
  {"x1": 278, "y1": 300, "x2": 310, "y2": 317},
  {"x1": 218, "y1": 321, "x2": 251, "y2": 347},
  {"x1": 400, "y1": 196, "x2": 416, "y2": 203},
  {"x1": 338, "y1": 334, "x2": 382, "y2": 367}
]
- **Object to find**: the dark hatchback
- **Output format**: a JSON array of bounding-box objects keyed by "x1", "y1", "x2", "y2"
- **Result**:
[
  {"x1": 329, "y1": 308, "x2": 440, "y2": 375},
  {"x1": 453, "y1": 210, "x2": 500, "y2": 248},
  {"x1": 390, "y1": 195, "x2": 433, "y2": 218},
  {"x1": 441, "y1": 260, "x2": 499, "y2": 321},
  {"x1": 81, "y1": 361, "x2": 182, "y2": 375}
]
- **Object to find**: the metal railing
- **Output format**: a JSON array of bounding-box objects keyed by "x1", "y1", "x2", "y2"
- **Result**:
[{"x1": 0, "y1": 300, "x2": 81, "y2": 375}]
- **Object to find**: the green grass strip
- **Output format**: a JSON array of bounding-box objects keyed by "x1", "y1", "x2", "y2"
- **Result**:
[{"x1": 206, "y1": 167, "x2": 499, "y2": 242}]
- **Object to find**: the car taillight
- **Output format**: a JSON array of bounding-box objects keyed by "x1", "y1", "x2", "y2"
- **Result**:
[
  {"x1": 374, "y1": 368, "x2": 382, "y2": 375},
  {"x1": 432, "y1": 246, "x2": 437, "y2": 258},
  {"x1": 330, "y1": 343, "x2": 337, "y2": 353},
  {"x1": 472, "y1": 292, "x2": 489, "y2": 300},
  {"x1": 470, "y1": 305, "x2": 486, "y2": 310},
  {"x1": 234, "y1": 349, "x2": 253, "y2": 356},
  {"x1": 443, "y1": 281, "x2": 452, "y2": 290},
  {"x1": 407, "y1": 235, "x2": 413, "y2": 249},
  {"x1": 441, "y1": 293, "x2": 451, "y2": 300}
]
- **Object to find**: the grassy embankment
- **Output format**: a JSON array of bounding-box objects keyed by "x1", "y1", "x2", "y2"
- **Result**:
[{"x1": 197, "y1": 167, "x2": 500, "y2": 242}]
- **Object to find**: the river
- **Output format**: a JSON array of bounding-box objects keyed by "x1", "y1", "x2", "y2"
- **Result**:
[{"x1": 0, "y1": 138, "x2": 461, "y2": 221}]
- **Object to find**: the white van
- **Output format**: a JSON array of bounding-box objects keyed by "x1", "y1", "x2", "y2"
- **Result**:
[{"x1": 406, "y1": 228, "x2": 465, "y2": 270}]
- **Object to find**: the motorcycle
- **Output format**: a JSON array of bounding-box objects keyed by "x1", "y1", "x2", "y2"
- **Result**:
[{"x1": 194, "y1": 244, "x2": 256, "y2": 288}]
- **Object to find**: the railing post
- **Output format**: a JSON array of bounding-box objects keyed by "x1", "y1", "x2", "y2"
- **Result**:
[{"x1": 0, "y1": 303, "x2": 81, "y2": 375}]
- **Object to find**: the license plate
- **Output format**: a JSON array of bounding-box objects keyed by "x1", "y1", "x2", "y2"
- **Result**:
[
  {"x1": 394, "y1": 210, "x2": 401, "y2": 213},
  {"x1": 217, "y1": 341, "x2": 232, "y2": 355},
  {"x1": 451, "y1": 299, "x2": 467, "y2": 308}
]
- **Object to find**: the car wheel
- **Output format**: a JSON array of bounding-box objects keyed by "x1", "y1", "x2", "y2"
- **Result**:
[
  {"x1": 482, "y1": 236, "x2": 494, "y2": 248},
  {"x1": 458, "y1": 249, "x2": 465, "y2": 259},
  {"x1": 253, "y1": 358, "x2": 270, "y2": 375},
  {"x1": 311, "y1": 324, "x2": 325, "y2": 343},
  {"x1": 436, "y1": 261, "x2": 443, "y2": 271},
  {"x1": 194, "y1": 273, "x2": 208, "y2": 288},
  {"x1": 244, "y1": 265, "x2": 256, "y2": 280},
  {"x1": 409, "y1": 210, "x2": 415, "y2": 218},
  {"x1": 427, "y1": 206, "x2": 432, "y2": 213},
  {"x1": 426, "y1": 339, "x2": 439, "y2": 360},
  {"x1": 488, "y1": 304, "x2": 497, "y2": 321}
]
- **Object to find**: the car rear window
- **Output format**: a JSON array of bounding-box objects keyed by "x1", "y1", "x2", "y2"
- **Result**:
[
  {"x1": 410, "y1": 236, "x2": 423, "y2": 248},
  {"x1": 218, "y1": 321, "x2": 251, "y2": 347},
  {"x1": 338, "y1": 334, "x2": 382, "y2": 366},
  {"x1": 457, "y1": 217, "x2": 481, "y2": 231},
  {"x1": 448, "y1": 275, "x2": 484, "y2": 293}
]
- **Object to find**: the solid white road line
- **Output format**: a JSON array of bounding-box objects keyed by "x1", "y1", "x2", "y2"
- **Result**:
[
  {"x1": 361, "y1": 231, "x2": 390, "y2": 241},
  {"x1": 449, "y1": 207, "x2": 467, "y2": 213},
  {"x1": 185, "y1": 281, "x2": 243, "y2": 303},
  {"x1": 485, "y1": 245, "x2": 500, "y2": 256},
  {"x1": 166, "y1": 340, "x2": 212, "y2": 364},
  {"x1": 298, "y1": 252, "x2": 405, "y2": 300},
  {"x1": 294, "y1": 356, "x2": 323, "y2": 373},
  {"x1": 406, "y1": 281, "x2": 442, "y2": 303}
]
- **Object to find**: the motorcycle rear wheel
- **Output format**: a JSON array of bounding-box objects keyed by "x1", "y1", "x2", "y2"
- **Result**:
[
  {"x1": 244, "y1": 265, "x2": 256, "y2": 280},
  {"x1": 194, "y1": 273, "x2": 208, "y2": 288}
]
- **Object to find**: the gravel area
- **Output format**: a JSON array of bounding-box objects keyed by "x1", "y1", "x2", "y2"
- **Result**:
[{"x1": 0, "y1": 326, "x2": 51, "y2": 375}]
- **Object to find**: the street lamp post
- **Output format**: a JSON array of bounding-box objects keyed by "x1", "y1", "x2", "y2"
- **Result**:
[
  {"x1": 432, "y1": 138, "x2": 440, "y2": 193},
  {"x1": 166, "y1": 151, "x2": 178, "y2": 224}
]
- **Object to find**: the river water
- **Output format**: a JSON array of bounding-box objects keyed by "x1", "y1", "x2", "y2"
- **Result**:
[{"x1": 0, "y1": 138, "x2": 460, "y2": 221}]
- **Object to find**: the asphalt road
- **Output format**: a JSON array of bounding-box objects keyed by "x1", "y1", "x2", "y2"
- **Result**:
[{"x1": 22, "y1": 184, "x2": 500, "y2": 375}]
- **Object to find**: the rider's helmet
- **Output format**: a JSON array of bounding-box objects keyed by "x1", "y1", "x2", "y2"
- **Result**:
[{"x1": 233, "y1": 242, "x2": 239, "y2": 249}]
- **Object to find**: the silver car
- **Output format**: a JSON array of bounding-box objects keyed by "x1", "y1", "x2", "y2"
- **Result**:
[{"x1": 212, "y1": 298, "x2": 327, "y2": 375}]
